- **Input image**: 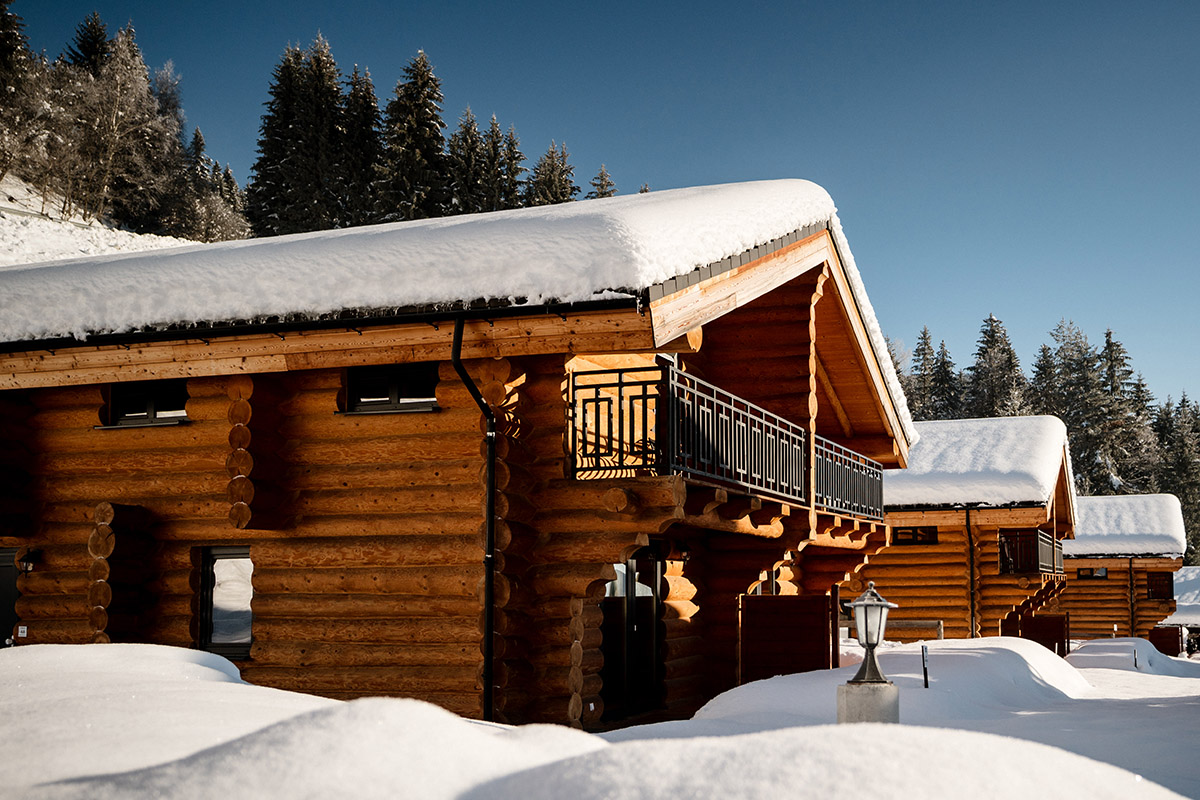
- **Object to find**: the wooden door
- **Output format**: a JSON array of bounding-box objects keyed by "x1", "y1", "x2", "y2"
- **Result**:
[
  {"x1": 600, "y1": 546, "x2": 665, "y2": 721},
  {"x1": 0, "y1": 548, "x2": 18, "y2": 646}
]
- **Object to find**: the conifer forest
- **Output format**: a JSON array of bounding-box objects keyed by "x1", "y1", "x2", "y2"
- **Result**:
[{"x1": 2, "y1": 4, "x2": 1195, "y2": 563}]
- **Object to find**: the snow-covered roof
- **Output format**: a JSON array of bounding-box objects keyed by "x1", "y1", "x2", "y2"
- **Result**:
[
  {"x1": 1162, "y1": 567, "x2": 1200, "y2": 626},
  {"x1": 884, "y1": 416, "x2": 1072, "y2": 508},
  {"x1": 1065, "y1": 494, "x2": 1186, "y2": 557},
  {"x1": 0, "y1": 179, "x2": 913, "y2": 441}
]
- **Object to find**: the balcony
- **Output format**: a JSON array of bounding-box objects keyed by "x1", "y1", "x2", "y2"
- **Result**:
[
  {"x1": 999, "y1": 529, "x2": 1063, "y2": 575},
  {"x1": 568, "y1": 365, "x2": 883, "y2": 520}
]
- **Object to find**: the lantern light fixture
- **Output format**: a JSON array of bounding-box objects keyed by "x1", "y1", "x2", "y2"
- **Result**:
[{"x1": 849, "y1": 581, "x2": 897, "y2": 684}]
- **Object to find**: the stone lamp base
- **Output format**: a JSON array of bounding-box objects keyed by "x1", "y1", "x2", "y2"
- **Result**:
[{"x1": 837, "y1": 681, "x2": 900, "y2": 723}]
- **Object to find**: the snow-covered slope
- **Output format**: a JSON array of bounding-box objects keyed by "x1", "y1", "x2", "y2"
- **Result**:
[{"x1": 0, "y1": 174, "x2": 190, "y2": 268}]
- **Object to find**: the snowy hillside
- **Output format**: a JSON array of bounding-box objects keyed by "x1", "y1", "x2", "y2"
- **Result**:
[{"x1": 0, "y1": 174, "x2": 191, "y2": 268}]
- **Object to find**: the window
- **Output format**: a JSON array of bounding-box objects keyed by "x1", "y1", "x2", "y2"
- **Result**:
[
  {"x1": 893, "y1": 527, "x2": 938, "y2": 545},
  {"x1": 1148, "y1": 572, "x2": 1174, "y2": 600},
  {"x1": 198, "y1": 546, "x2": 253, "y2": 659},
  {"x1": 100, "y1": 379, "x2": 189, "y2": 427},
  {"x1": 343, "y1": 363, "x2": 439, "y2": 414},
  {"x1": 1077, "y1": 567, "x2": 1108, "y2": 579}
]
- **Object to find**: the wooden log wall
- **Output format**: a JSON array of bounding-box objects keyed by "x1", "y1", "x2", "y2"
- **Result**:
[
  {"x1": 842, "y1": 527, "x2": 974, "y2": 640},
  {"x1": 13, "y1": 379, "x2": 229, "y2": 645},
  {"x1": 85, "y1": 501, "x2": 157, "y2": 643},
  {"x1": 236, "y1": 363, "x2": 492, "y2": 717},
  {"x1": 485, "y1": 353, "x2": 693, "y2": 728},
  {"x1": 1047, "y1": 557, "x2": 1182, "y2": 639}
]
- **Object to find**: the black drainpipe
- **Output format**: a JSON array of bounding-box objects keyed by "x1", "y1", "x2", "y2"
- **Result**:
[
  {"x1": 452, "y1": 318, "x2": 496, "y2": 722},
  {"x1": 966, "y1": 507, "x2": 976, "y2": 638}
]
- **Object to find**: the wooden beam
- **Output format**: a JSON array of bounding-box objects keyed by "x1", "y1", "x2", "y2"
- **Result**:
[
  {"x1": 814, "y1": 351, "x2": 853, "y2": 438},
  {"x1": 0, "y1": 309, "x2": 657, "y2": 389},
  {"x1": 649, "y1": 231, "x2": 834, "y2": 347}
]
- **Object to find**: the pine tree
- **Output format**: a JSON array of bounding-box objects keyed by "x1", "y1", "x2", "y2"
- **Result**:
[
  {"x1": 586, "y1": 164, "x2": 616, "y2": 199},
  {"x1": 0, "y1": 0, "x2": 41, "y2": 182},
  {"x1": 291, "y1": 34, "x2": 345, "y2": 231},
  {"x1": 524, "y1": 141, "x2": 579, "y2": 206},
  {"x1": 479, "y1": 115, "x2": 505, "y2": 212},
  {"x1": 246, "y1": 45, "x2": 305, "y2": 235},
  {"x1": 1048, "y1": 320, "x2": 1107, "y2": 493},
  {"x1": 500, "y1": 125, "x2": 525, "y2": 209},
  {"x1": 929, "y1": 340, "x2": 963, "y2": 420},
  {"x1": 965, "y1": 314, "x2": 1027, "y2": 418},
  {"x1": 1156, "y1": 396, "x2": 1200, "y2": 564},
  {"x1": 378, "y1": 50, "x2": 448, "y2": 221},
  {"x1": 341, "y1": 65, "x2": 382, "y2": 227},
  {"x1": 0, "y1": 0, "x2": 28, "y2": 90},
  {"x1": 64, "y1": 11, "x2": 111, "y2": 77},
  {"x1": 446, "y1": 107, "x2": 486, "y2": 214},
  {"x1": 1027, "y1": 344, "x2": 1061, "y2": 417},
  {"x1": 906, "y1": 327, "x2": 936, "y2": 420}
]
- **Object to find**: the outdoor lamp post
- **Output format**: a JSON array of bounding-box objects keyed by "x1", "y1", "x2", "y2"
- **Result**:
[
  {"x1": 837, "y1": 581, "x2": 900, "y2": 723},
  {"x1": 849, "y1": 581, "x2": 897, "y2": 684}
]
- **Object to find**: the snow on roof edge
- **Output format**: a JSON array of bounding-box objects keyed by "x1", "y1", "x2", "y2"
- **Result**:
[{"x1": 1065, "y1": 494, "x2": 1186, "y2": 557}]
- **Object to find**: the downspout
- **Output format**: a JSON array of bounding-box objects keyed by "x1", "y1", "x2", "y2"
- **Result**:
[
  {"x1": 1128, "y1": 557, "x2": 1135, "y2": 638},
  {"x1": 452, "y1": 318, "x2": 496, "y2": 722},
  {"x1": 966, "y1": 508, "x2": 976, "y2": 638}
]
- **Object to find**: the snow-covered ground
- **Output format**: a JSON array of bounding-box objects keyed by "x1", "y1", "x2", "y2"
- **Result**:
[
  {"x1": 2, "y1": 637, "x2": 1197, "y2": 799},
  {"x1": 0, "y1": 174, "x2": 190, "y2": 268}
]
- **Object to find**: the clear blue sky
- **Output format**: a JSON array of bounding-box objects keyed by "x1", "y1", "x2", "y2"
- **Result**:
[{"x1": 18, "y1": 1, "x2": 1200, "y2": 404}]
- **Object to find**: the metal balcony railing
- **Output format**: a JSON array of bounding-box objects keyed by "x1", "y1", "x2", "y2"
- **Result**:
[
  {"x1": 569, "y1": 365, "x2": 883, "y2": 517},
  {"x1": 813, "y1": 435, "x2": 884, "y2": 520},
  {"x1": 999, "y1": 530, "x2": 1063, "y2": 575}
]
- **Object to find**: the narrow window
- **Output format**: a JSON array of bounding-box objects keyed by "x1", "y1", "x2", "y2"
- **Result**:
[
  {"x1": 893, "y1": 527, "x2": 938, "y2": 545},
  {"x1": 1147, "y1": 572, "x2": 1174, "y2": 600},
  {"x1": 343, "y1": 363, "x2": 439, "y2": 414},
  {"x1": 1077, "y1": 567, "x2": 1108, "y2": 579},
  {"x1": 100, "y1": 379, "x2": 189, "y2": 427},
  {"x1": 198, "y1": 546, "x2": 253, "y2": 659}
]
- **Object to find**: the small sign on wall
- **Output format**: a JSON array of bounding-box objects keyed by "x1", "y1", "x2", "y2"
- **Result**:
[{"x1": 17, "y1": 626, "x2": 27, "y2": 638}]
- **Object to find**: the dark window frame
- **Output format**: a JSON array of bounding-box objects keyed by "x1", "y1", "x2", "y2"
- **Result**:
[
  {"x1": 1077, "y1": 567, "x2": 1108, "y2": 579},
  {"x1": 1148, "y1": 571, "x2": 1174, "y2": 601},
  {"x1": 197, "y1": 545, "x2": 253, "y2": 660},
  {"x1": 893, "y1": 527, "x2": 938, "y2": 546},
  {"x1": 341, "y1": 363, "x2": 440, "y2": 415},
  {"x1": 98, "y1": 379, "x2": 190, "y2": 428}
]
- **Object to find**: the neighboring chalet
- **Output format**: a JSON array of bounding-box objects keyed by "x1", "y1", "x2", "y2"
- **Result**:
[
  {"x1": 1043, "y1": 494, "x2": 1185, "y2": 651},
  {"x1": 0, "y1": 180, "x2": 914, "y2": 728},
  {"x1": 840, "y1": 416, "x2": 1075, "y2": 650},
  {"x1": 1159, "y1": 566, "x2": 1200, "y2": 655}
]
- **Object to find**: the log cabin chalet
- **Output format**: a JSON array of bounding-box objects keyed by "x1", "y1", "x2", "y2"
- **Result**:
[
  {"x1": 0, "y1": 179, "x2": 914, "y2": 728},
  {"x1": 841, "y1": 416, "x2": 1075, "y2": 649},
  {"x1": 1043, "y1": 494, "x2": 1185, "y2": 647}
]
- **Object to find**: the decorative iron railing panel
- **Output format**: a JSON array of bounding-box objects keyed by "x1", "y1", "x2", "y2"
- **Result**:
[
  {"x1": 812, "y1": 435, "x2": 884, "y2": 521},
  {"x1": 571, "y1": 365, "x2": 882, "y2": 515},
  {"x1": 664, "y1": 368, "x2": 807, "y2": 505}
]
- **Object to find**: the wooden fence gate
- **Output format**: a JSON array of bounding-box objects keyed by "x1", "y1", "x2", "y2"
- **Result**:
[{"x1": 737, "y1": 591, "x2": 839, "y2": 685}]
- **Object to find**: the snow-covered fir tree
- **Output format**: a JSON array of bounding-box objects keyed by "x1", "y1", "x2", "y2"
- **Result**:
[
  {"x1": 246, "y1": 45, "x2": 305, "y2": 235},
  {"x1": 500, "y1": 125, "x2": 525, "y2": 209},
  {"x1": 342, "y1": 65, "x2": 382, "y2": 227},
  {"x1": 906, "y1": 326, "x2": 936, "y2": 420},
  {"x1": 524, "y1": 141, "x2": 579, "y2": 206},
  {"x1": 290, "y1": 34, "x2": 346, "y2": 231},
  {"x1": 378, "y1": 50, "x2": 448, "y2": 221},
  {"x1": 965, "y1": 314, "x2": 1028, "y2": 418},
  {"x1": 63, "y1": 11, "x2": 110, "y2": 77},
  {"x1": 586, "y1": 164, "x2": 616, "y2": 199},
  {"x1": 446, "y1": 107, "x2": 486, "y2": 214},
  {"x1": 928, "y1": 340, "x2": 964, "y2": 420}
]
